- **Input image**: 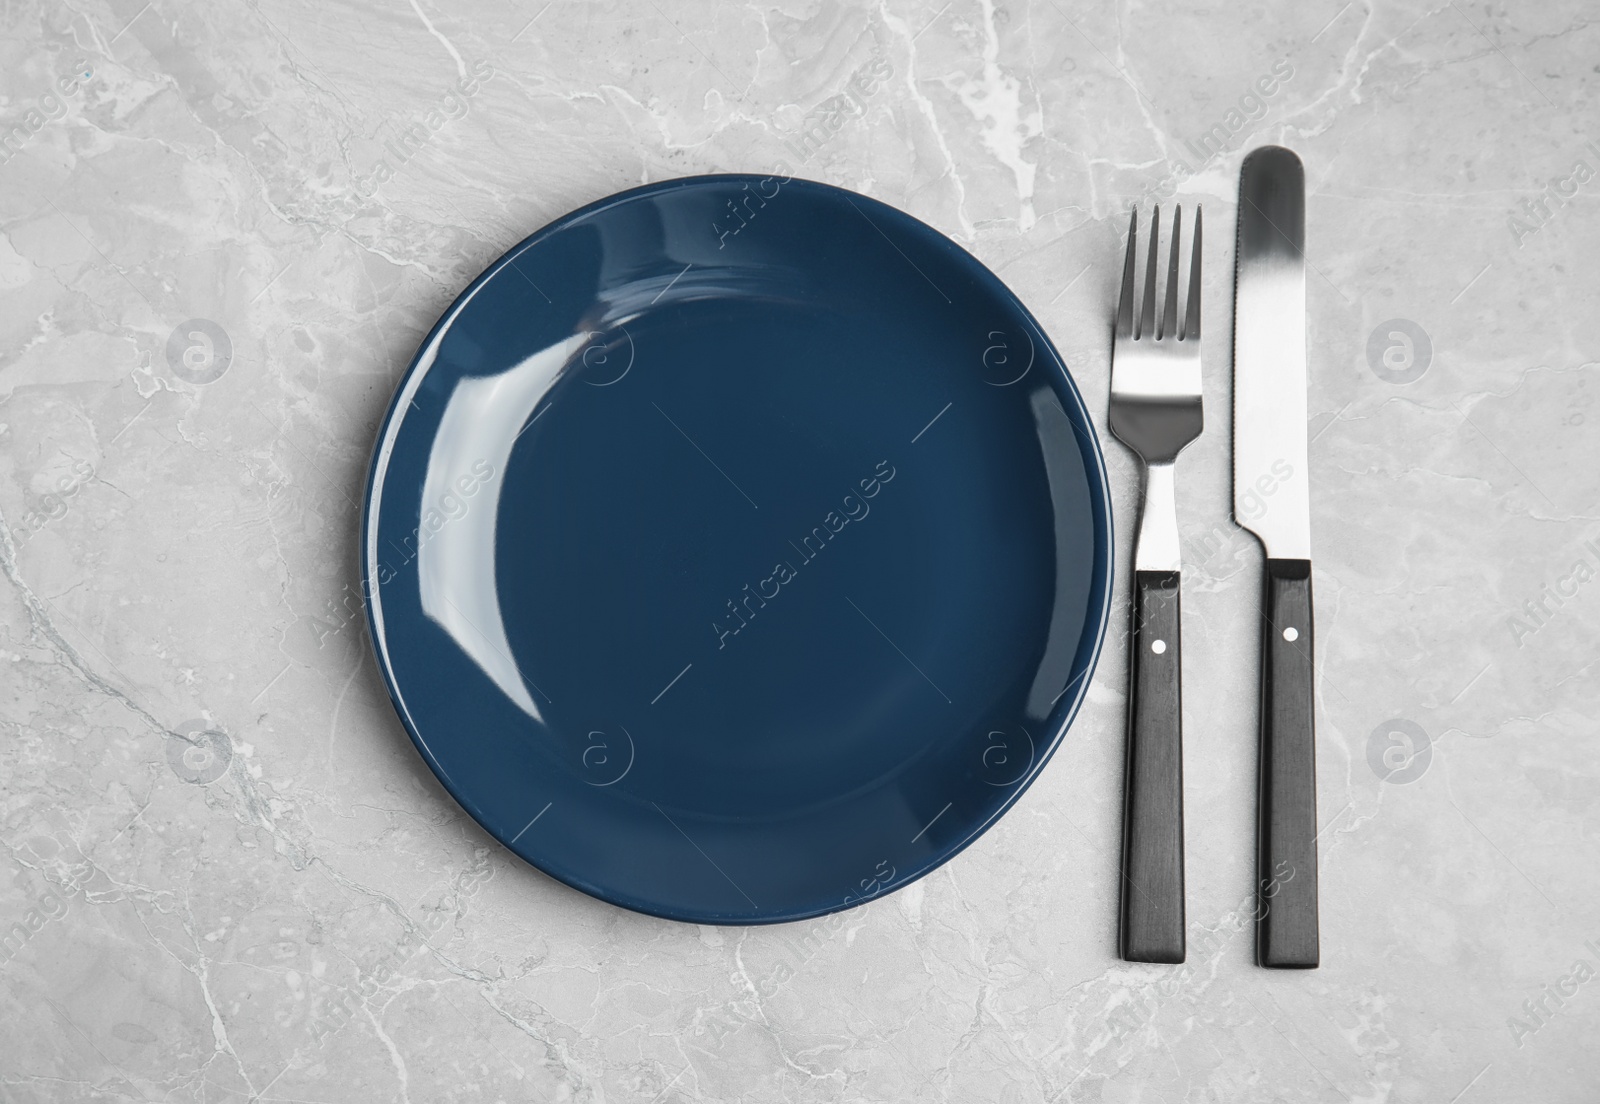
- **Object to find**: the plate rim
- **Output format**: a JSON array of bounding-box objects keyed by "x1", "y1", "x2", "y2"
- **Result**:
[{"x1": 360, "y1": 172, "x2": 1115, "y2": 925}]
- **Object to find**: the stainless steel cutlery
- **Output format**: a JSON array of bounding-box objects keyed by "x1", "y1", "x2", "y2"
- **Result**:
[
  {"x1": 1108, "y1": 145, "x2": 1319, "y2": 970},
  {"x1": 1234, "y1": 146, "x2": 1319, "y2": 969},
  {"x1": 1110, "y1": 205, "x2": 1203, "y2": 965}
]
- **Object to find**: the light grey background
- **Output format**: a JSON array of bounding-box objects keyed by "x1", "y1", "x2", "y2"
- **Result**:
[{"x1": 2, "y1": 0, "x2": 1596, "y2": 1101}]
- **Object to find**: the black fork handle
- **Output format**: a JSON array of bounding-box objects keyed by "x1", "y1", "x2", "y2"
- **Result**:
[{"x1": 1121, "y1": 569, "x2": 1186, "y2": 963}]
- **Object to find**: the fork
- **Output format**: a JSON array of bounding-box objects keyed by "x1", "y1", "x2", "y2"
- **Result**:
[{"x1": 1109, "y1": 205, "x2": 1203, "y2": 964}]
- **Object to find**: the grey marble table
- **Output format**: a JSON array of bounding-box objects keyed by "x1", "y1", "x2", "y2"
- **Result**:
[{"x1": 2, "y1": 1, "x2": 1596, "y2": 1101}]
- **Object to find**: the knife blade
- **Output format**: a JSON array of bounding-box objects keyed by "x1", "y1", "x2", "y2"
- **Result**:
[{"x1": 1233, "y1": 145, "x2": 1319, "y2": 969}]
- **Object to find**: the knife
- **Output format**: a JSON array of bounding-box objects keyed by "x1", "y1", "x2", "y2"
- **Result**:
[{"x1": 1233, "y1": 146, "x2": 1319, "y2": 969}]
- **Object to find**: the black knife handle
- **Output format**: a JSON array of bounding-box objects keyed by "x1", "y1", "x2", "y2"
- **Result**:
[
  {"x1": 1257, "y1": 558, "x2": 1319, "y2": 968},
  {"x1": 1120, "y1": 569, "x2": 1185, "y2": 964}
]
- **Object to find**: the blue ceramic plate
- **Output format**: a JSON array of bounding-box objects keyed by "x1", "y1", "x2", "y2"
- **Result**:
[{"x1": 363, "y1": 174, "x2": 1112, "y2": 924}]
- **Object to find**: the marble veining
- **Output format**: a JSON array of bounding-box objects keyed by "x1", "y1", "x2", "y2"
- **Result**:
[{"x1": 1, "y1": 0, "x2": 1597, "y2": 1100}]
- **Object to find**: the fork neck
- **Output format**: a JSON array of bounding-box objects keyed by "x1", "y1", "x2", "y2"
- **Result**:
[{"x1": 1134, "y1": 462, "x2": 1181, "y2": 574}]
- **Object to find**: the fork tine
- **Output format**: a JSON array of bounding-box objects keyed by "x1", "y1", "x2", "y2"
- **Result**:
[
  {"x1": 1185, "y1": 206, "x2": 1202, "y2": 341},
  {"x1": 1140, "y1": 206, "x2": 1159, "y2": 340},
  {"x1": 1116, "y1": 209, "x2": 1137, "y2": 339},
  {"x1": 1162, "y1": 206, "x2": 1182, "y2": 340}
]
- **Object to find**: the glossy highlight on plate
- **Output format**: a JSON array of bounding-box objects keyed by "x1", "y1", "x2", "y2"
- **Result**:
[{"x1": 362, "y1": 173, "x2": 1114, "y2": 924}]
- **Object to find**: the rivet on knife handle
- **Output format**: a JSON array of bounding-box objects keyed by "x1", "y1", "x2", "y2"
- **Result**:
[{"x1": 1233, "y1": 147, "x2": 1319, "y2": 968}]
